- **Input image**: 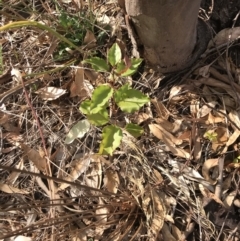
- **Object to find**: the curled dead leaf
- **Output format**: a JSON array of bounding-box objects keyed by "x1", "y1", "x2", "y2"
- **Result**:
[
  {"x1": 58, "y1": 155, "x2": 91, "y2": 191},
  {"x1": 147, "y1": 188, "x2": 166, "y2": 240},
  {"x1": 103, "y1": 169, "x2": 119, "y2": 194},
  {"x1": 151, "y1": 98, "x2": 169, "y2": 119},
  {"x1": 35, "y1": 86, "x2": 66, "y2": 100},
  {"x1": 202, "y1": 158, "x2": 218, "y2": 185},
  {"x1": 0, "y1": 183, "x2": 29, "y2": 194},
  {"x1": 208, "y1": 27, "x2": 240, "y2": 48},
  {"x1": 21, "y1": 144, "x2": 47, "y2": 172},
  {"x1": 149, "y1": 124, "x2": 190, "y2": 159},
  {"x1": 70, "y1": 67, "x2": 93, "y2": 98},
  {"x1": 83, "y1": 30, "x2": 97, "y2": 49}
]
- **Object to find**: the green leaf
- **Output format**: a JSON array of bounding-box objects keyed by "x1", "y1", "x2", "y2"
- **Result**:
[
  {"x1": 79, "y1": 100, "x2": 92, "y2": 115},
  {"x1": 113, "y1": 84, "x2": 130, "y2": 103},
  {"x1": 83, "y1": 57, "x2": 110, "y2": 72},
  {"x1": 115, "y1": 60, "x2": 126, "y2": 75},
  {"x1": 123, "y1": 58, "x2": 143, "y2": 76},
  {"x1": 91, "y1": 85, "x2": 113, "y2": 113},
  {"x1": 120, "y1": 58, "x2": 143, "y2": 77},
  {"x1": 125, "y1": 123, "x2": 144, "y2": 138},
  {"x1": 59, "y1": 13, "x2": 70, "y2": 29},
  {"x1": 114, "y1": 84, "x2": 149, "y2": 113},
  {"x1": 108, "y1": 43, "x2": 122, "y2": 67},
  {"x1": 65, "y1": 119, "x2": 90, "y2": 144},
  {"x1": 87, "y1": 108, "x2": 109, "y2": 126},
  {"x1": 99, "y1": 125, "x2": 123, "y2": 155}
]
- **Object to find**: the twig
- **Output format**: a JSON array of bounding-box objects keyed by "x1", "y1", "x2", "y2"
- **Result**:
[
  {"x1": 215, "y1": 155, "x2": 224, "y2": 199},
  {"x1": 19, "y1": 75, "x2": 48, "y2": 157}
]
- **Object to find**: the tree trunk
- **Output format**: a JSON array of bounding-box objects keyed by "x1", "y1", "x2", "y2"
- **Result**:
[{"x1": 123, "y1": 0, "x2": 203, "y2": 73}]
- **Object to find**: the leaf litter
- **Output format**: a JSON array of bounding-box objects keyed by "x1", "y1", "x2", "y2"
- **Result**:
[{"x1": 1, "y1": 0, "x2": 240, "y2": 241}]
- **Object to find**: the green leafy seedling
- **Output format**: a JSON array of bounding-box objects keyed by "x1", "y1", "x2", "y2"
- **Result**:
[
  {"x1": 204, "y1": 131, "x2": 218, "y2": 142},
  {"x1": 55, "y1": 11, "x2": 93, "y2": 60},
  {"x1": 233, "y1": 156, "x2": 240, "y2": 163},
  {"x1": 79, "y1": 43, "x2": 149, "y2": 155}
]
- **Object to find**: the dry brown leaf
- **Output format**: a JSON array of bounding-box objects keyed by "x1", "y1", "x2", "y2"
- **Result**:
[
  {"x1": 73, "y1": 0, "x2": 84, "y2": 9},
  {"x1": 148, "y1": 189, "x2": 166, "y2": 240},
  {"x1": 197, "y1": 101, "x2": 217, "y2": 118},
  {"x1": 169, "y1": 159, "x2": 214, "y2": 191},
  {"x1": 151, "y1": 98, "x2": 169, "y2": 119},
  {"x1": 70, "y1": 66, "x2": 93, "y2": 98},
  {"x1": 154, "y1": 118, "x2": 174, "y2": 133},
  {"x1": 85, "y1": 155, "x2": 102, "y2": 190},
  {"x1": 223, "y1": 190, "x2": 236, "y2": 208},
  {"x1": 228, "y1": 110, "x2": 240, "y2": 129},
  {"x1": 193, "y1": 135, "x2": 202, "y2": 161},
  {"x1": 84, "y1": 69, "x2": 99, "y2": 83},
  {"x1": 198, "y1": 64, "x2": 210, "y2": 77},
  {"x1": 209, "y1": 67, "x2": 240, "y2": 93},
  {"x1": 149, "y1": 123, "x2": 182, "y2": 145},
  {"x1": 103, "y1": 169, "x2": 119, "y2": 194},
  {"x1": 202, "y1": 158, "x2": 218, "y2": 185},
  {"x1": 2, "y1": 132, "x2": 22, "y2": 142},
  {"x1": 208, "y1": 27, "x2": 240, "y2": 48},
  {"x1": 161, "y1": 223, "x2": 177, "y2": 241},
  {"x1": 177, "y1": 130, "x2": 191, "y2": 141},
  {"x1": 14, "y1": 236, "x2": 32, "y2": 241},
  {"x1": 206, "y1": 112, "x2": 225, "y2": 124},
  {"x1": 11, "y1": 68, "x2": 22, "y2": 84},
  {"x1": 199, "y1": 78, "x2": 237, "y2": 101},
  {"x1": 0, "y1": 67, "x2": 11, "y2": 87},
  {"x1": 0, "y1": 183, "x2": 29, "y2": 194},
  {"x1": 135, "y1": 112, "x2": 151, "y2": 124},
  {"x1": 58, "y1": 155, "x2": 91, "y2": 191},
  {"x1": 221, "y1": 129, "x2": 240, "y2": 154},
  {"x1": 171, "y1": 225, "x2": 182, "y2": 240},
  {"x1": 190, "y1": 100, "x2": 199, "y2": 115},
  {"x1": 21, "y1": 144, "x2": 47, "y2": 172},
  {"x1": 83, "y1": 30, "x2": 97, "y2": 49},
  {"x1": 215, "y1": 127, "x2": 228, "y2": 143},
  {"x1": 35, "y1": 86, "x2": 66, "y2": 100},
  {"x1": 0, "y1": 113, "x2": 9, "y2": 125},
  {"x1": 169, "y1": 85, "x2": 182, "y2": 100},
  {"x1": 211, "y1": 127, "x2": 228, "y2": 151},
  {"x1": 152, "y1": 169, "x2": 163, "y2": 184},
  {"x1": 94, "y1": 198, "x2": 109, "y2": 240},
  {"x1": 149, "y1": 124, "x2": 190, "y2": 159},
  {"x1": 199, "y1": 184, "x2": 226, "y2": 207},
  {"x1": 6, "y1": 159, "x2": 24, "y2": 185},
  {"x1": 42, "y1": 37, "x2": 58, "y2": 59}
]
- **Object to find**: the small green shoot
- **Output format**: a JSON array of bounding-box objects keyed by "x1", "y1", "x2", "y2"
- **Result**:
[
  {"x1": 233, "y1": 156, "x2": 240, "y2": 163},
  {"x1": 54, "y1": 11, "x2": 93, "y2": 60},
  {"x1": 204, "y1": 130, "x2": 218, "y2": 142}
]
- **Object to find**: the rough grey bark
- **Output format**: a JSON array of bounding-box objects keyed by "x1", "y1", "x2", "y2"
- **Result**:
[{"x1": 124, "y1": 0, "x2": 202, "y2": 73}]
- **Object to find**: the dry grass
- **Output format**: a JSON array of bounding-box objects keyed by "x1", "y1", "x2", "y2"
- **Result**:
[{"x1": 0, "y1": 0, "x2": 240, "y2": 241}]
